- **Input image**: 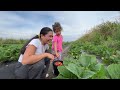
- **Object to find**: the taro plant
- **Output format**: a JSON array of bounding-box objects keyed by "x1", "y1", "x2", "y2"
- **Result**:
[
  {"x1": 107, "y1": 64, "x2": 120, "y2": 79},
  {"x1": 54, "y1": 54, "x2": 109, "y2": 79}
]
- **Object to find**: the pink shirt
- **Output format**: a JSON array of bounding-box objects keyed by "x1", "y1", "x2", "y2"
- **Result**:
[{"x1": 52, "y1": 35, "x2": 63, "y2": 52}]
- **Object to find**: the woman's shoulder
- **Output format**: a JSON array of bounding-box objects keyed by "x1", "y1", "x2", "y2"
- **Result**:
[
  {"x1": 31, "y1": 38, "x2": 39, "y2": 42},
  {"x1": 29, "y1": 39, "x2": 41, "y2": 46},
  {"x1": 30, "y1": 39, "x2": 40, "y2": 43}
]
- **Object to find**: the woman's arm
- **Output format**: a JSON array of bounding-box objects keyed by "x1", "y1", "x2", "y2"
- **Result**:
[{"x1": 22, "y1": 45, "x2": 54, "y2": 65}]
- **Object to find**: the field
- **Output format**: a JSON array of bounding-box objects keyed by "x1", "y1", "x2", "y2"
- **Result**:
[
  {"x1": 0, "y1": 39, "x2": 70, "y2": 63},
  {"x1": 55, "y1": 21, "x2": 120, "y2": 79},
  {"x1": 0, "y1": 21, "x2": 120, "y2": 79}
]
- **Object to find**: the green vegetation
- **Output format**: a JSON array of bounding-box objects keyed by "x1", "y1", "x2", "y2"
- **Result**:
[
  {"x1": 68, "y1": 21, "x2": 120, "y2": 65},
  {"x1": 0, "y1": 38, "x2": 27, "y2": 63},
  {"x1": 0, "y1": 38, "x2": 71, "y2": 63},
  {"x1": 0, "y1": 44, "x2": 23, "y2": 63},
  {"x1": 55, "y1": 54, "x2": 120, "y2": 79},
  {"x1": 55, "y1": 20, "x2": 120, "y2": 79},
  {"x1": 1, "y1": 19, "x2": 120, "y2": 79},
  {"x1": 0, "y1": 38, "x2": 28, "y2": 44}
]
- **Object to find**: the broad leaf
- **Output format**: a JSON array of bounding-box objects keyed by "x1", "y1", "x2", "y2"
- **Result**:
[
  {"x1": 82, "y1": 70, "x2": 95, "y2": 79},
  {"x1": 79, "y1": 54, "x2": 97, "y2": 67},
  {"x1": 65, "y1": 63, "x2": 83, "y2": 78},
  {"x1": 107, "y1": 64, "x2": 120, "y2": 79},
  {"x1": 54, "y1": 74, "x2": 69, "y2": 79},
  {"x1": 92, "y1": 63, "x2": 108, "y2": 79},
  {"x1": 56, "y1": 66, "x2": 78, "y2": 79}
]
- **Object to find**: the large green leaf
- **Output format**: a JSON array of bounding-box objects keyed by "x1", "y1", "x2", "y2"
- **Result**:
[
  {"x1": 81, "y1": 70, "x2": 95, "y2": 79},
  {"x1": 63, "y1": 57, "x2": 75, "y2": 66},
  {"x1": 63, "y1": 57, "x2": 81, "y2": 67},
  {"x1": 91, "y1": 63, "x2": 109, "y2": 79},
  {"x1": 56, "y1": 66, "x2": 78, "y2": 79},
  {"x1": 107, "y1": 64, "x2": 120, "y2": 79},
  {"x1": 65, "y1": 63, "x2": 83, "y2": 79},
  {"x1": 89, "y1": 63, "x2": 102, "y2": 72},
  {"x1": 79, "y1": 54, "x2": 97, "y2": 67},
  {"x1": 89, "y1": 55, "x2": 97, "y2": 65},
  {"x1": 53, "y1": 74, "x2": 69, "y2": 79},
  {"x1": 116, "y1": 50, "x2": 120, "y2": 55}
]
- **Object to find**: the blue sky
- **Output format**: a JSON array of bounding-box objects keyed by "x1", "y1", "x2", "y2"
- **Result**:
[{"x1": 0, "y1": 11, "x2": 119, "y2": 42}]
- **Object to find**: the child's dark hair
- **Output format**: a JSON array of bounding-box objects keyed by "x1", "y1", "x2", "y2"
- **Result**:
[
  {"x1": 52, "y1": 22, "x2": 62, "y2": 32},
  {"x1": 20, "y1": 27, "x2": 52, "y2": 55}
]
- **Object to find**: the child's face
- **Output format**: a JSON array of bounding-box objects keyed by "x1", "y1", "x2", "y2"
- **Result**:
[{"x1": 55, "y1": 27, "x2": 61, "y2": 36}]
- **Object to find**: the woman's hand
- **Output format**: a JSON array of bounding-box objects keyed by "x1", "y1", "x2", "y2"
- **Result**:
[{"x1": 46, "y1": 53, "x2": 54, "y2": 61}]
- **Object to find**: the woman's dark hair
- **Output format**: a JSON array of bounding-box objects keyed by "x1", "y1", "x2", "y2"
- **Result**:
[
  {"x1": 20, "y1": 27, "x2": 52, "y2": 55},
  {"x1": 52, "y1": 22, "x2": 62, "y2": 32}
]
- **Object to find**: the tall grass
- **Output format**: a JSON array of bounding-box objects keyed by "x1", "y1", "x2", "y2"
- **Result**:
[
  {"x1": 0, "y1": 38, "x2": 28, "y2": 44},
  {"x1": 78, "y1": 20, "x2": 120, "y2": 50}
]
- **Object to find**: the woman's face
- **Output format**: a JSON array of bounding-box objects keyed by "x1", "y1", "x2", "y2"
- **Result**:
[{"x1": 42, "y1": 31, "x2": 53, "y2": 44}]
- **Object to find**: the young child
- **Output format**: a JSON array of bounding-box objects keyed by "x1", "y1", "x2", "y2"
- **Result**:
[{"x1": 52, "y1": 22, "x2": 63, "y2": 76}]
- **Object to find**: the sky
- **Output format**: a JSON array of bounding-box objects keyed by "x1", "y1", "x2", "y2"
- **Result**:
[{"x1": 0, "y1": 11, "x2": 119, "y2": 42}]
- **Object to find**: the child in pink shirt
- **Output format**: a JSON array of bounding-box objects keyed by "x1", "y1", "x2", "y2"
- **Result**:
[
  {"x1": 52, "y1": 22, "x2": 63, "y2": 76},
  {"x1": 52, "y1": 22, "x2": 63, "y2": 60}
]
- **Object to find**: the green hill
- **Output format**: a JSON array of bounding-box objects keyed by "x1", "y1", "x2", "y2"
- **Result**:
[{"x1": 69, "y1": 20, "x2": 120, "y2": 65}]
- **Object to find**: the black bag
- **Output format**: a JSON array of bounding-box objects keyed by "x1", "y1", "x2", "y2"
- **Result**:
[{"x1": 53, "y1": 60, "x2": 63, "y2": 76}]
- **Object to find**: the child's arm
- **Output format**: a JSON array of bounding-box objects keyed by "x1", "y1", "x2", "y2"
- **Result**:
[{"x1": 54, "y1": 42, "x2": 59, "y2": 57}]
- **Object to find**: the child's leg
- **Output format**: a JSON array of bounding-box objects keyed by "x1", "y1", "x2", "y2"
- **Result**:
[
  {"x1": 52, "y1": 52, "x2": 62, "y2": 76},
  {"x1": 52, "y1": 61, "x2": 59, "y2": 76},
  {"x1": 58, "y1": 52, "x2": 62, "y2": 61}
]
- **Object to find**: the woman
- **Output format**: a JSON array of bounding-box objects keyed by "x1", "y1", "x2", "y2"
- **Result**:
[{"x1": 14, "y1": 27, "x2": 54, "y2": 79}]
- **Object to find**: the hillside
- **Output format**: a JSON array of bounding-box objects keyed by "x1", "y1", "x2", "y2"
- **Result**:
[{"x1": 54, "y1": 20, "x2": 120, "y2": 79}]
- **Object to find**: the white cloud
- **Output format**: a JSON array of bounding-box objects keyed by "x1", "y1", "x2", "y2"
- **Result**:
[
  {"x1": 49, "y1": 11, "x2": 119, "y2": 41},
  {"x1": 0, "y1": 11, "x2": 119, "y2": 41}
]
